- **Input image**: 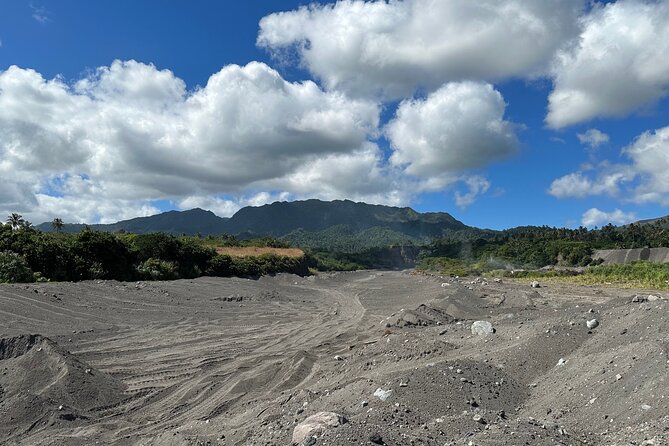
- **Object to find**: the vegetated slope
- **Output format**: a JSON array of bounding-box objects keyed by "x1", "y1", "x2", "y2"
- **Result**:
[
  {"x1": 36, "y1": 199, "x2": 467, "y2": 241},
  {"x1": 282, "y1": 225, "x2": 422, "y2": 252},
  {"x1": 636, "y1": 215, "x2": 669, "y2": 228},
  {"x1": 224, "y1": 199, "x2": 466, "y2": 238}
]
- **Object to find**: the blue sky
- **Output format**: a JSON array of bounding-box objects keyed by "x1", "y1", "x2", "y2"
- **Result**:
[{"x1": 0, "y1": 1, "x2": 668, "y2": 229}]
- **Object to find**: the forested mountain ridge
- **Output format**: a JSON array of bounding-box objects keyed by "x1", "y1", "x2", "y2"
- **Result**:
[{"x1": 36, "y1": 199, "x2": 467, "y2": 240}]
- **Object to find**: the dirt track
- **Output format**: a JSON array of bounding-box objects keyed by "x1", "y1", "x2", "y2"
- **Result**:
[{"x1": 1, "y1": 271, "x2": 667, "y2": 445}]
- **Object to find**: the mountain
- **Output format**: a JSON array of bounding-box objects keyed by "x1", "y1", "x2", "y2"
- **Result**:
[
  {"x1": 36, "y1": 199, "x2": 468, "y2": 241},
  {"x1": 635, "y1": 215, "x2": 669, "y2": 228},
  {"x1": 37, "y1": 208, "x2": 229, "y2": 235}
]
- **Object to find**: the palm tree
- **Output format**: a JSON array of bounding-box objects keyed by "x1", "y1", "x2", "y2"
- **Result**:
[
  {"x1": 6, "y1": 213, "x2": 25, "y2": 230},
  {"x1": 52, "y1": 218, "x2": 64, "y2": 232}
]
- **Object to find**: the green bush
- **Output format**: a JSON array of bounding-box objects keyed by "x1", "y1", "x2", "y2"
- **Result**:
[
  {"x1": 206, "y1": 255, "x2": 234, "y2": 277},
  {"x1": 137, "y1": 258, "x2": 179, "y2": 280},
  {"x1": 0, "y1": 251, "x2": 35, "y2": 283}
]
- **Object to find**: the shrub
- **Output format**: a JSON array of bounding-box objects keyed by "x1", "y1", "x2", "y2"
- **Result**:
[
  {"x1": 0, "y1": 251, "x2": 35, "y2": 283},
  {"x1": 137, "y1": 258, "x2": 179, "y2": 280}
]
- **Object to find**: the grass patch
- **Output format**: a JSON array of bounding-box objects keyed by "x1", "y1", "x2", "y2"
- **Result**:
[
  {"x1": 417, "y1": 257, "x2": 481, "y2": 277},
  {"x1": 497, "y1": 261, "x2": 669, "y2": 290}
]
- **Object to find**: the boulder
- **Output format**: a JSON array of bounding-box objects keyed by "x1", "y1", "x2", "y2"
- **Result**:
[
  {"x1": 471, "y1": 320, "x2": 495, "y2": 336},
  {"x1": 292, "y1": 412, "x2": 347, "y2": 445}
]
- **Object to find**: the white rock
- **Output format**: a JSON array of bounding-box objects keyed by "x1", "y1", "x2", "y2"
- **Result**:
[
  {"x1": 441, "y1": 282, "x2": 451, "y2": 287},
  {"x1": 373, "y1": 388, "x2": 393, "y2": 401},
  {"x1": 471, "y1": 321, "x2": 495, "y2": 336},
  {"x1": 530, "y1": 281, "x2": 541, "y2": 288},
  {"x1": 647, "y1": 294, "x2": 661, "y2": 302},
  {"x1": 586, "y1": 319, "x2": 599, "y2": 329},
  {"x1": 556, "y1": 358, "x2": 567, "y2": 366},
  {"x1": 292, "y1": 412, "x2": 347, "y2": 445},
  {"x1": 334, "y1": 355, "x2": 343, "y2": 361}
]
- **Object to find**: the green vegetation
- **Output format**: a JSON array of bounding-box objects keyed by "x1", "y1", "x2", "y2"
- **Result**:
[
  {"x1": 418, "y1": 222, "x2": 669, "y2": 288},
  {"x1": 488, "y1": 262, "x2": 669, "y2": 290},
  {"x1": 0, "y1": 216, "x2": 307, "y2": 283},
  {"x1": 0, "y1": 251, "x2": 36, "y2": 283},
  {"x1": 3, "y1": 209, "x2": 669, "y2": 286},
  {"x1": 282, "y1": 225, "x2": 420, "y2": 252}
]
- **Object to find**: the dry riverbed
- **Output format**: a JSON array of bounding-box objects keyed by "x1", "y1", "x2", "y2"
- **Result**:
[{"x1": 0, "y1": 271, "x2": 667, "y2": 445}]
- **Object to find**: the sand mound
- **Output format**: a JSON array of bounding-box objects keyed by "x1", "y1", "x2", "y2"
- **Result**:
[{"x1": 0, "y1": 334, "x2": 125, "y2": 439}]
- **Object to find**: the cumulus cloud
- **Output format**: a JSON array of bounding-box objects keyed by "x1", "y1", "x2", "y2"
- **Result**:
[
  {"x1": 577, "y1": 128, "x2": 609, "y2": 148},
  {"x1": 624, "y1": 126, "x2": 669, "y2": 205},
  {"x1": 581, "y1": 208, "x2": 636, "y2": 228},
  {"x1": 547, "y1": 0, "x2": 669, "y2": 128},
  {"x1": 258, "y1": 0, "x2": 582, "y2": 98},
  {"x1": 0, "y1": 61, "x2": 383, "y2": 223},
  {"x1": 548, "y1": 168, "x2": 632, "y2": 199},
  {"x1": 454, "y1": 176, "x2": 491, "y2": 208},
  {"x1": 549, "y1": 126, "x2": 669, "y2": 206},
  {"x1": 386, "y1": 82, "x2": 518, "y2": 180}
]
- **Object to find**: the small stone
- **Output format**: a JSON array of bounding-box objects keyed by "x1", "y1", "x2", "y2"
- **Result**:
[
  {"x1": 616, "y1": 374, "x2": 622, "y2": 381},
  {"x1": 586, "y1": 319, "x2": 599, "y2": 329},
  {"x1": 641, "y1": 404, "x2": 652, "y2": 410},
  {"x1": 334, "y1": 355, "x2": 343, "y2": 361},
  {"x1": 556, "y1": 358, "x2": 567, "y2": 366},
  {"x1": 531, "y1": 281, "x2": 541, "y2": 288},
  {"x1": 472, "y1": 414, "x2": 486, "y2": 424},
  {"x1": 399, "y1": 381, "x2": 408, "y2": 387},
  {"x1": 373, "y1": 388, "x2": 392, "y2": 401},
  {"x1": 369, "y1": 433, "x2": 384, "y2": 445},
  {"x1": 647, "y1": 295, "x2": 661, "y2": 302}
]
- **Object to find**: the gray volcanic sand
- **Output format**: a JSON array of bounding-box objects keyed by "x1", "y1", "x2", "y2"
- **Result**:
[{"x1": 0, "y1": 271, "x2": 667, "y2": 445}]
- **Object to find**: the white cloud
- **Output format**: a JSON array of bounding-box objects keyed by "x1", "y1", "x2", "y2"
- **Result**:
[
  {"x1": 454, "y1": 176, "x2": 491, "y2": 208},
  {"x1": 549, "y1": 126, "x2": 669, "y2": 206},
  {"x1": 0, "y1": 61, "x2": 382, "y2": 223},
  {"x1": 176, "y1": 192, "x2": 291, "y2": 218},
  {"x1": 577, "y1": 128, "x2": 609, "y2": 148},
  {"x1": 386, "y1": 81, "x2": 518, "y2": 179},
  {"x1": 547, "y1": 0, "x2": 669, "y2": 128},
  {"x1": 581, "y1": 208, "x2": 636, "y2": 228},
  {"x1": 624, "y1": 126, "x2": 669, "y2": 205},
  {"x1": 258, "y1": 0, "x2": 582, "y2": 98},
  {"x1": 548, "y1": 168, "x2": 633, "y2": 199},
  {"x1": 30, "y1": 3, "x2": 52, "y2": 23}
]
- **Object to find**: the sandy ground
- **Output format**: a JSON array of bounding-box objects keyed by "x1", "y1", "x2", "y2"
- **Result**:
[{"x1": 0, "y1": 271, "x2": 667, "y2": 446}]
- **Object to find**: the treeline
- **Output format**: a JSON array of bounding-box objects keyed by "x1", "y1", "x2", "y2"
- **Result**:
[
  {"x1": 0, "y1": 222, "x2": 306, "y2": 283},
  {"x1": 421, "y1": 221, "x2": 669, "y2": 272}
]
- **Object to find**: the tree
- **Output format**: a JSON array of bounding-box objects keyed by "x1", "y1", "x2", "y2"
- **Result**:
[
  {"x1": 51, "y1": 218, "x2": 64, "y2": 232},
  {"x1": 6, "y1": 213, "x2": 25, "y2": 230}
]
